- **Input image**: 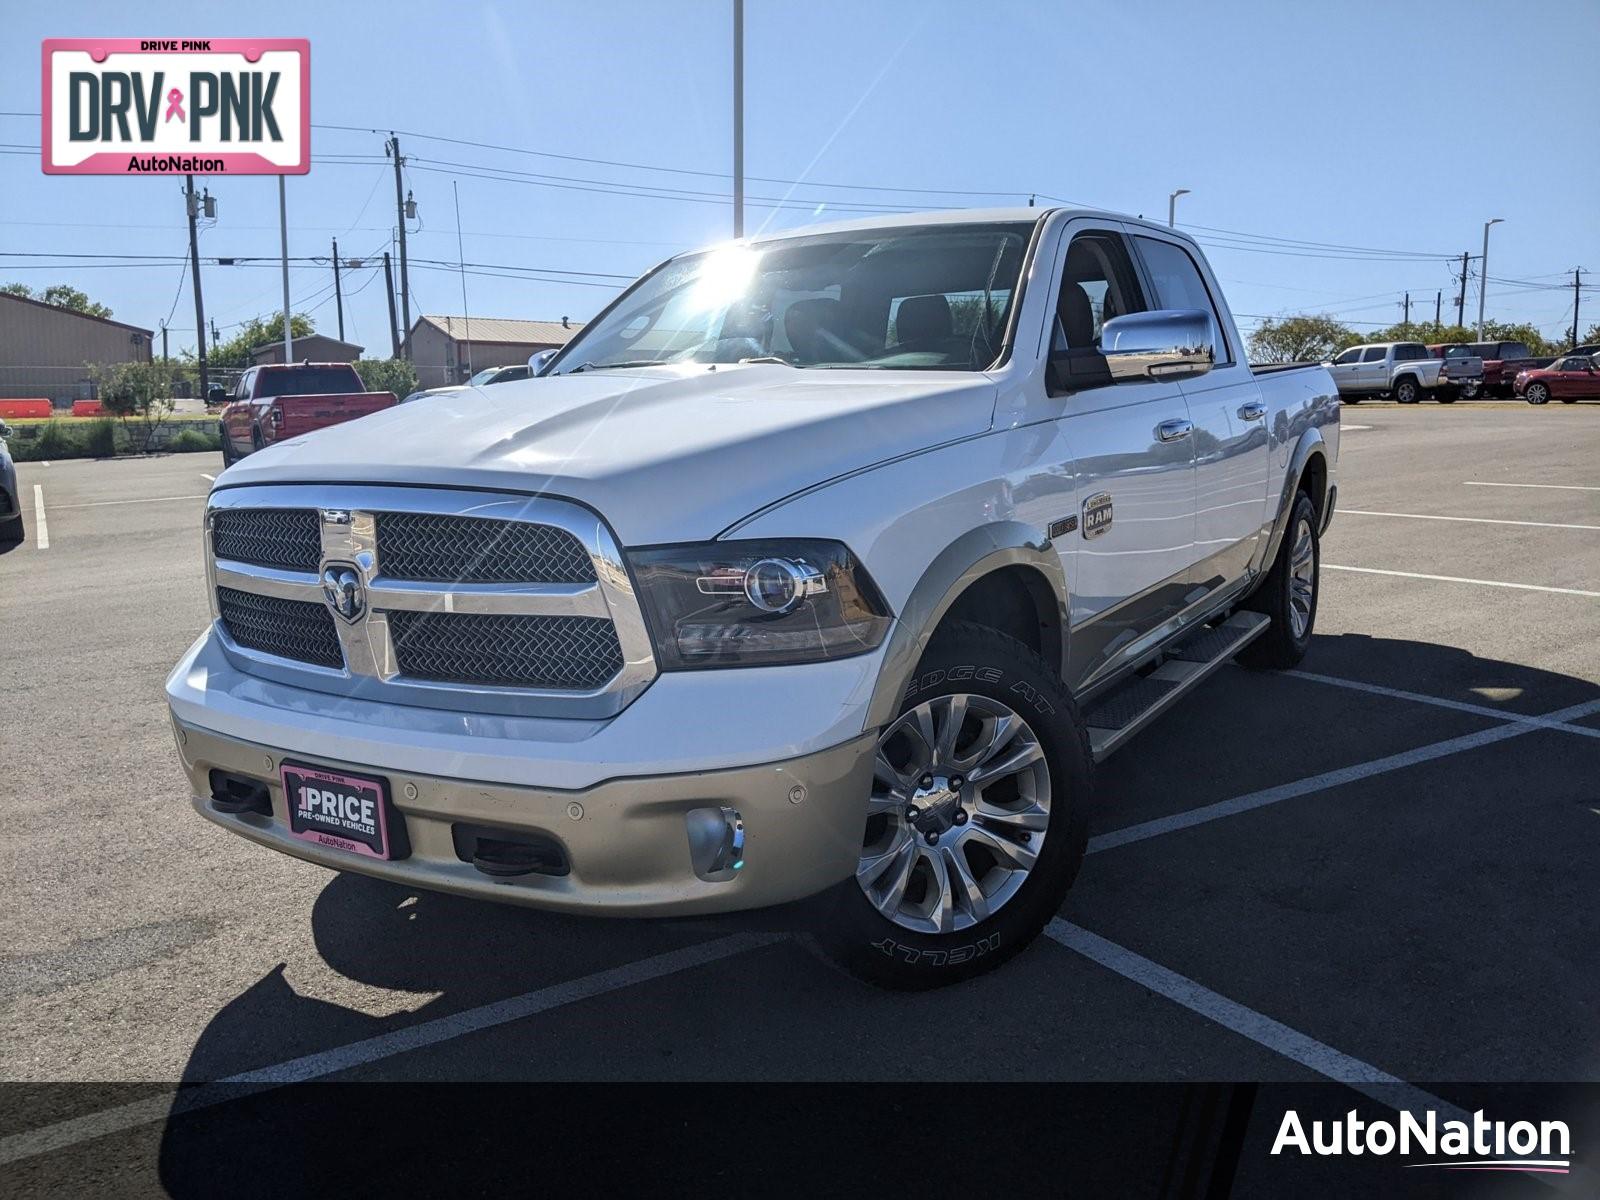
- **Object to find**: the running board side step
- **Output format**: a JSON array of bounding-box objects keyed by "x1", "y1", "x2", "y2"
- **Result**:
[{"x1": 1084, "y1": 611, "x2": 1270, "y2": 762}]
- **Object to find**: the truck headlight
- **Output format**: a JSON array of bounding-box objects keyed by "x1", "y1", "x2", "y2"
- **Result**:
[{"x1": 628, "y1": 539, "x2": 892, "y2": 669}]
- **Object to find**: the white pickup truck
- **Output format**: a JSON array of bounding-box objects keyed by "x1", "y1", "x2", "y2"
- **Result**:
[
  {"x1": 1326, "y1": 340, "x2": 1482, "y2": 404},
  {"x1": 167, "y1": 208, "x2": 1338, "y2": 988}
]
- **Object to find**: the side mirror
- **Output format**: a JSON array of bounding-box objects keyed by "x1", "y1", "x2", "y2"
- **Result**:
[
  {"x1": 527, "y1": 348, "x2": 558, "y2": 376},
  {"x1": 1099, "y1": 309, "x2": 1215, "y2": 382},
  {"x1": 207, "y1": 384, "x2": 227, "y2": 406},
  {"x1": 0, "y1": 420, "x2": 11, "y2": 438}
]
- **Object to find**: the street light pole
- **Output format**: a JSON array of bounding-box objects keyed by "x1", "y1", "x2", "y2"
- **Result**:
[
  {"x1": 1168, "y1": 188, "x2": 1190, "y2": 228},
  {"x1": 279, "y1": 175, "x2": 292, "y2": 363},
  {"x1": 1477, "y1": 218, "x2": 1503, "y2": 339},
  {"x1": 732, "y1": 0, "x2": 744, "y2": 239}
]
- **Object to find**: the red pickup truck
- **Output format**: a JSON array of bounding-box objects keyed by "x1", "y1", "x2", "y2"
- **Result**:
[
  {"x1": 218, "y1": 363, "x2": 397, "y2": 466},
  {"x1": 1430, "y1": 341, "x2": 1556, "y2": 398}
]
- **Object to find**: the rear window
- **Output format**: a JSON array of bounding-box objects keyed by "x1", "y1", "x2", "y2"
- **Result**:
[
  {"x1": 1442, "y1": 346, "x2": 1475, "y2": 359},
  {"x1": 1497, "y1": 342, "x2": 1530, "y2": 360},
  {"x1": 255, "y1": 366, "x2": 364, "y2": 397}
]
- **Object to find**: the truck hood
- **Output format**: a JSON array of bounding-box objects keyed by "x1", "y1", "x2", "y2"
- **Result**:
[{"x1": 215, "y1": 363, "x2": 997, "y2": 543}]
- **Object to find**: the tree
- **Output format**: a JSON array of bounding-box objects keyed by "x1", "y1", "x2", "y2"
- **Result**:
[
  {"x1": 1247, "y1": 315, "x2": 1354, "y2": 364},
  {"x1": 1580, "y1": 322, "x2": 1600, "y2": 346},
  {"x1": 92, "y1": 360, "x2": 176, "y2": 454},
  {"x1": 1480, "y1": 320, "x2": 1560, "y2": 357},
  {"x1": 0, "y1": 282, "x2": 113, "y2": 318},
  {"x1": 352, "y1": 357, "x2": 418, "y2": 399},
  {"x1": 206, "y1": 313, "x2": 317, "y2": 369}
]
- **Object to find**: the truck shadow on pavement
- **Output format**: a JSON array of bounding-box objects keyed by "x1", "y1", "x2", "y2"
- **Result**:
[{"x1": 154, "y1": 630, "x2": 1600, "y2": 1193}]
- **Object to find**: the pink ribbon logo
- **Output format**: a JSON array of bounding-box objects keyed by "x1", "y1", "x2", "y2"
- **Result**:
[{"x1": 164, "y1": 88, "x2": 185, "y2": 123}]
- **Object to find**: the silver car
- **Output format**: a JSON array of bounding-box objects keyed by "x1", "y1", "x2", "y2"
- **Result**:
[{"x1": 0, "y1": 419, "x2": 22, "y2": 543}]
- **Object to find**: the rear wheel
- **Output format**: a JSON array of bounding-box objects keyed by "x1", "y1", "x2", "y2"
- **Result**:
[
  {"x1": 1394, "y1": 376, "x2": 1420, "y2": 404},
  {"x1": 1436, "y1": 387, "x2": 1457, "y2": 404},
  {"x1": 219, "y1": 426, "x2": 237, "y2": 466},
  {"x1": 1239, "y1": 491, "x2": 1319, "y2": 670},
  {"x1": 251, "y1": 427, "x2": 265, "y2": 453},
  {"x1": 1559, "y1": 395, "x2": 1577, "y2": 404},
  {"x1": 1342, "y1": 394, "x2": 1362, "y2": 405},
  {"x1": 815, "y1": 621, "x2": 1091, "y2": 990},
  {"x1": 1525, "y1": 383, "x2": 1550, "y2": 405}
]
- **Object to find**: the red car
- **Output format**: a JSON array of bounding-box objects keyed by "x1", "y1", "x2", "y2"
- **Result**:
[
  {"x1": 217, "y1": 363, "x2": 397, "y2": 465},
  {"x1": 1514, "y1": 353, "x2": 1600, "y2": 404}
]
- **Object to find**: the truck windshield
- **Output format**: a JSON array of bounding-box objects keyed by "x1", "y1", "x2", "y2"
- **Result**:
[
  {"x1": 256, "y1": 366, "x2": 362, "y2": 397},
  {"x1": 551, "y1": 221, "x2": 1034, "y2": 374}
]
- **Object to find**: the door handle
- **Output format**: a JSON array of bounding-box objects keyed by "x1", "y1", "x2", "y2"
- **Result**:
[
  {"x1": 1157, "y1": 418, "x2": 1193, "y2": 442},
  {"x1": 1238, "y1": 401, "x2": 1267, "y2": 421}
]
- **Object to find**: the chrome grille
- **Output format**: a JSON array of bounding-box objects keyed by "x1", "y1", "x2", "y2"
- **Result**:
[
  {"x1": 204, "y1": 485, "x2": 657, "y2": 718},
  {"x1": 211, "y1": 508, "x2": 320, "y2": 570},
  {"x1": 387, "y1": 611, "x2": 623, "y2": 689},
  {"x1": 216, "y1": 586, "x2": 344, "y2": 669},
  {"x1": 375, "y1": 512, "x2": 595, "y2": 583}
]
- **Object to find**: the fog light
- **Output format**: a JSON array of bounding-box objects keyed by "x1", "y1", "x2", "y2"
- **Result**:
[{"x1": 686, "y1": 806, "x2": 744, "y2": 882}]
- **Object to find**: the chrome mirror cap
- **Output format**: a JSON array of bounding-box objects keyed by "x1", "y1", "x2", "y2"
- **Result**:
[{"x1": 1101, "y1": 309, "x2": 1215, "y2": 382}]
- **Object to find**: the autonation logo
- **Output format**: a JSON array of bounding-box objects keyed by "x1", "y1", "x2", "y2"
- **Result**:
[{"x1": 1273, "y1": 1109, "x2": 1572, "y2": 1174}]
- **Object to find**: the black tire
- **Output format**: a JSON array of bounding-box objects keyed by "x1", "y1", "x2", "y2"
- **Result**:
[
  {"x1": 1436, "y1": 388, "x2": 1457, "y2": 404},
  {"x1": 1559, "y1": 395, "x2": 1577, "y2": 404},
  {"x1": 251, "y1": 427, "x2": 265, "y2": 453},
  {"x1": 1239, "y1": 491, "x2": 1319, "y2": 670},
  {"x1": 1342, "y1": 395, "x2": 1362, "y2": 405},
  {"x1": 0, "y1": 511, "x2": 23, "y2": 544},
  {"x1": 1393, "y1": 376, "x2": 1420, "y2": 404},
  {"x1": 1525, "y1": 383, "x2": 1549, "y2": 405},
  {"x1": 814, "y1": 621, "x2": 1091, "y2": 990},
  {"x1": 219, "y1": 426, "x2": 237, "y2": 466}
]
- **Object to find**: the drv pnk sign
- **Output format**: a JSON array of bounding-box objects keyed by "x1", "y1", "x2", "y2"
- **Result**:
[{"x1": 42, "y1": 39, "x2": 309, "y2": 175}]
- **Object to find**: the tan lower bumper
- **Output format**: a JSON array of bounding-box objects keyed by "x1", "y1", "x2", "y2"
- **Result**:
[{"x1": 172, "y1": 719, "x2": 877, "y2": 917}]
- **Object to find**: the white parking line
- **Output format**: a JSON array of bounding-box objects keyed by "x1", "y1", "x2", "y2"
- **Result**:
[
  {"x1": 1341, "y1": 509, "x2": 1600, "y2": 532},
  {"x1": 1287, "y1": 670, "x2": 1600, "y2": 740},
  {"x1": 1342, "y1": 424, "x2": 1373, "y2": 431},
  {"x1": 1464, "y1": 481, "x2": 1600, "y2": 493},
  {"x1": 200, "y1": 473, "x2": 215, "y2": 482},
  {"x1": 32, "y1": 484, "x2": 48, "y2": 550},
  {"x1": 0, "y1": 932, "x2": 777, "y2": 1166},
  {"x1": 1088, "y1": 697, "x2": 1600, "y2": 854},
  {"x1": 49, "y1": 494, "x2": 209, "y2": 511},
  {"x1": 1047, "y1": 921, "x2": 1443, "y2": 1099},
  {"x1": 1323, "y1": 564, "x2": 1600, "y2": 598}
]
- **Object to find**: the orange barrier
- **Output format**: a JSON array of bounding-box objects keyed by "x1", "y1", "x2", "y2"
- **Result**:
[
  {"x1": 0, "y1": 399, "x2": 54, "y2": 420},
  {"x1": 70, "y1": 400, "x2": 104, "y2": 417}
]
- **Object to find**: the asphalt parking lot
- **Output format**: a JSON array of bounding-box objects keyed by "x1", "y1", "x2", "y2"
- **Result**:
[{"x1": 2, "y1": 404, "x2": 1597, "y2": 1182}]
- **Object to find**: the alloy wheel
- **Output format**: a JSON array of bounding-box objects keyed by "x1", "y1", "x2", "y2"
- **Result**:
[
  {"x1": 858, "y1": 694, "x2": 1051, "y2": 934},
  {"x1": 1289, "y1": 516, "x2": 1315, "y2": 639}
]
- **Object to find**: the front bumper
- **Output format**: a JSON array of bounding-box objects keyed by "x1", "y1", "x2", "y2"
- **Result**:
[{"x1": 173, "y1": 717, "x2": 876, "y2": 916}]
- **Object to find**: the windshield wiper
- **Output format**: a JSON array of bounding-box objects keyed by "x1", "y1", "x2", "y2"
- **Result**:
[{"x1": 565, "y1": 359, "x2": 666, "y2": 374}]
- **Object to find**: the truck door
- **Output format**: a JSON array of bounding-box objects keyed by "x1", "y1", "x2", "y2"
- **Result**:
[
  {"x1": 1048, "y1": 225, "x2": 1197, "y2": 693},
  {"x1": 1357, "y1": 345, "x2": 1390, "y2": 392},
  {"x1": 1130, "y1": 231, "x2": 1272, "y2": 593},
  {"x1": 1327, "y1": 347, "x2": 1361, "y2": 393}
]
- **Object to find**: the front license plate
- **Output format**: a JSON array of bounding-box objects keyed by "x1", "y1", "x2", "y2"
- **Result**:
[{"x1": 281, "y1": 762, "x2": 394, "y2": 860}]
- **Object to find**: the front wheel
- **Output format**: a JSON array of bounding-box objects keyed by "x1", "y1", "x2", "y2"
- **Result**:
[
  {"x1": 815, "y1": 621, "x2": 1091, "y2": 990},
  {"x1": 1526, "y1": 383, "x2": 1550, "y2": 405},
  {"x1": 1239, "y1": 491, "x2": 1319, "y2": 670}
]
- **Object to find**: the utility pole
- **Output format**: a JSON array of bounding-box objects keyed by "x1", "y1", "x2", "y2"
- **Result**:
[
  {"x1": 1477, "y1": 218, "x2": 1503, "y2": 340},
  {"x1": 383, "y1": 252, "x2": 401, "y2": 359},
  {"x1": 1456, "y1": 252, "x2": 1470, "y2": 330},
  {"x1": 332, "y1": 238, "x2": 345, "y2": 342},
  {"x1": 732, "y1": 0, "x2": 744, "y2": 238},
  {"x1": 1572, "y1": 268, "x2": 1584, "y2": 348},
  {"x1": 1402, "y1": 292, "x2": 1410, "y2": 330},
  {"x1": 184, "y1": 175, "x2": 209, "y2": 399},
  {"x1": 1435, "y1": 291, "x2": 1441, "y2": 326},
  {"x1": 454, "y1": 180, "x2": 473, "y2": 380},
  {"x1": 387, "y1": 134, "x2": 413, "y2": 356},
  {"x1": 160, "y1": 322, "x2": 169, "y2": 365}
]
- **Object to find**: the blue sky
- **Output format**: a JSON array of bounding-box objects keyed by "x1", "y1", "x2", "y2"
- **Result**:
[{"x1": 4, "y1": 0, "x2": 1597, "y2": 356}]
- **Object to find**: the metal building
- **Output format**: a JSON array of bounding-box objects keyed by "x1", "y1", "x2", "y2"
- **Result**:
[
  {"x1": 404, "y1": 315, "x2": 584, "y2": 389},
  {"x1": 0, "y1": 292, "x2": 154, "y2": 404}
]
